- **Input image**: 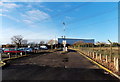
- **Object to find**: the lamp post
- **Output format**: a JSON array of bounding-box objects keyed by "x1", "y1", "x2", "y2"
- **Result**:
[{"x1": 62, "y1": 22, "x2": 67, "y2": 51}]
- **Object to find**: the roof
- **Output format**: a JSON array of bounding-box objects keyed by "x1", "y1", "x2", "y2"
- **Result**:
[{"x1": 58, "y1": 38, "x2": 94, "y2": 40}]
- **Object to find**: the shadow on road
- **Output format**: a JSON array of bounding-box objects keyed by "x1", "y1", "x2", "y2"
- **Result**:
[
  {"x1": 67, "y1": 49, "x2": 77, "y2": 52},
  {"x1": 3, "y1": 64, "x2": 117, "y2": 81},
  {"x1": 2, "y1": 49, "x2": 119, "y2": 81},
  {"x1": 2, "y1": 52, "x2": 52, "y2": 68},
  {"x1": 2, "y1": 64, "x2": 119, "y2": 80}
]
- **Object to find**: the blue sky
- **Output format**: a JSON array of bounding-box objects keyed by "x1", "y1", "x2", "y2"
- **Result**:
[{"x1": 0, "y1": 2, "x2": 118, "y2": 44}]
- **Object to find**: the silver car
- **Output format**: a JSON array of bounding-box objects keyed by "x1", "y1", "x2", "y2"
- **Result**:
[{"x1": 0, "y1": 48, "x2": 3, "y2": 53}]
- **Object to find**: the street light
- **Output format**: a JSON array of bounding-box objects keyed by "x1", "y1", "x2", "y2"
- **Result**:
[{"x1": 62, "y1": 22, "x2": 67, "y2": 51}]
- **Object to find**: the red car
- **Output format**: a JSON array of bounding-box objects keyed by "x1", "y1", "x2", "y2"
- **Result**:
[{"x1": 4, "y1": 48, "x2": 25, "y2": 54}]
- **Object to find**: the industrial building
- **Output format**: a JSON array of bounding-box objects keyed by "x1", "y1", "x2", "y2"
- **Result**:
[{"x1": 58, "y1": 38, "x2": 95, "y2": 45}]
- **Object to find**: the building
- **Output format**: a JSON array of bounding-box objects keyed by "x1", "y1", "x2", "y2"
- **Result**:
[{"x1": 58, "y1": 38, "x2": 95, "y2": 45}]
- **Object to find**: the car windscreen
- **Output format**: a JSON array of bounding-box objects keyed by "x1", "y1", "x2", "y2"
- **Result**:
[
  {"x1": 4, "y1": 49, "x2": 9, "y2": 51},
  {"x1": 18, "y1": 49, "x2": 23, "y2": 51},
  {"x1": 9, "y1": 49, "x2": 16, "y2": 51}
]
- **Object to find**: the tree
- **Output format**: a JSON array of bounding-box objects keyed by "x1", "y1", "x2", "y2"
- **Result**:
[
  {"x1": 47, "y1": 39, "x2": 58, "y2": 45},
  {"x1": 112, "y1": 42, "x2": 119, "y2": 47},
  {"x1": 39, "y1": 41, "x2": 45, "y2": 46},
  {"x1": 73, "y1": 41, "x2": 94, "y2": 47},
  {"x1": 73, "y1": 41, "x2": 84, "y2": 47},
  {"x1": 21, "y1": 40, "x2": 28, "y2": 45},
  {"x1": 28, "y1": 42, "x2": 36, "y2": 47},
  {"x1": 96, "y1": 42, "x2": 108, "y2": 47},
  {"x1": 47, "y1": 39, "x2": 58, "y2": 49},
  {"x1": 73, "y1": 41, "x2": 84, "y2": 45},
  {"x1": 11, "y1": 35, "x2": 23, "y2": 48}
]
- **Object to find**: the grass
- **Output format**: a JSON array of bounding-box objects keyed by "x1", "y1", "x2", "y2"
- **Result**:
[{"x1": 81, "y1": 47, "x2": 119, "y2": 57}]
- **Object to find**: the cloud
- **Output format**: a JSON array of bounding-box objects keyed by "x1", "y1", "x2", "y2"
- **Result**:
[
  {"x1": 0, "y1": 2, "x2": 21, "y2": 13},
  {"x1": 0, "y1": 9, "x2": 8, "y2": 12},
  {"x1": 0, "y1": 14, "x2": 3, "y2": 16},
  {"x1": 0, "y1": 14, "x2": 20, "y2": 22},
  {"x1": 39, "y1": 5, "x2": 53, "y2": 12},
  {"x1": 22, "y1": 9, "x2": 51, "y2": 25},
  {"x1": 65, "y1": 16, "x2": 72, "y2": 20},
  {"x1": 0, "y1": 1, "x2": 3, "y2": 5},
  {"x1": 0, "y1": 2, "x2": 20, "y2": 9},
  {"x1": 23, "y1": 19, "x2": 33, "y2": 24},
  {"x1": 45, "y1": 8, "x2": 53, "y2": 12},
  {"x1": 64, "y1": 4, "x2": 71, "y2": 8},
  {"x1": 26, "y1": 3, "x2": 53, "y2": 12},
  {"x1": 28, "y1": 10, "x2": 50, "y2": 20}
]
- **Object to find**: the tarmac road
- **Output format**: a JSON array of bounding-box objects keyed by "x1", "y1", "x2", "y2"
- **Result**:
[{"x1": 2, "y1": 49, "x2": 119, "y2": 80}]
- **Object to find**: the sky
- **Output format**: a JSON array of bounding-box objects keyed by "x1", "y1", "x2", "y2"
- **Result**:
[{"x1": 0, "y1": 1, "x2": 118, "y2": 44}]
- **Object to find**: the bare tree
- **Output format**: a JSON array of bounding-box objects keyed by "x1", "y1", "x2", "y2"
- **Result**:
[
  {"x1": 11, "y1": 35, "x2": 23, "y2": 48},
  {"x1": 21, "y1": 40, "x2": 28, "y2": 45},
  {"x1": 39, "y1": 41, "x2": 45, "y2": 46},
  {"x1": 47, "y1": 39, "x2": 58, "y2": 45},
  {"x1": 47, "y1": 39, "x2": 58, "y2": 49},
  {"x1": 28, "y1": 42, "x2": 36, "y2": 47}
]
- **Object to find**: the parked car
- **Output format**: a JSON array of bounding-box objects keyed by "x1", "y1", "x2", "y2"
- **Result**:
[
  {"x1": 40, "y1": 46, "x2": 48, "y2": 50},
  {"x1": 4, "y1": 48, "x2": 25, "y2": 54},
  {"x1": 19, "y1": 48, "x2": 33, "y2": 52},
  {"x1": 25, "y1": 48, "x2": 33, "y2": 52},
  {"x1": 34, "y1": 47, "x2": 40, "y2": 50},
  {"x1": 0, "y1": 48, "x2": 3, "y2": 53}
]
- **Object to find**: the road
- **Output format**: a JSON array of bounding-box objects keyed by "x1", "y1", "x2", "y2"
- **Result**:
[{"x1": 2, "y1": 49, "x2": 119, "y2": 80}]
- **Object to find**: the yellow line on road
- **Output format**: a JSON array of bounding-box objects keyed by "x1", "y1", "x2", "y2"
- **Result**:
[
  {"x1": 78, "y1": 51, "x2": 120, "y2": 80},
  {"x1": 70, "y1": 48, "x2": 120, "y2": 80}
]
